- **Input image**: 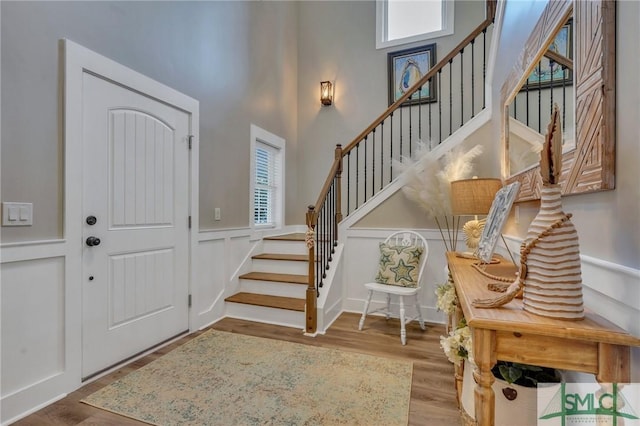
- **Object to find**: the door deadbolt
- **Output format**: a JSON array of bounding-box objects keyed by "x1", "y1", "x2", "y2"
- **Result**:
[
  {"x1": 86, "y1": 215, "x2": 97, "y2": 225},
  {"x1": 86, "y1": 236, "x2": 101, "y2": 247}
]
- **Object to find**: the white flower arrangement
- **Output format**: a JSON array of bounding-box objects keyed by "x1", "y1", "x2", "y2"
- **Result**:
[
  {"x1": 440, "y1": 320, "x2": 473, "y2": 366},
  {"x1": 435, "y1": 281, "x2": 458, "y2": 314}
]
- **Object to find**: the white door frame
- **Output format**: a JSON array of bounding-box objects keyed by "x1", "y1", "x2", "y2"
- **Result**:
[{"x1": 64, "y1": 39, "x2": 199, "y2": 386}]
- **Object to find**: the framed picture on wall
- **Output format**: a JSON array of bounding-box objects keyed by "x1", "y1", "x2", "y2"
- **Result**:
[
  {"x1": 524, "y1": 19, "x2": 573, "y2": 88},
  {"x1": 387, "y1": 44, "x2": 437, "y2": 106}
]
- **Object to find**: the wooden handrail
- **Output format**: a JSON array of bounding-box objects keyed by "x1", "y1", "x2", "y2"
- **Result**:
[
  {"x1": 543, "y1": 49, "x2": 573, "y2": 71},
  {"x1": 342, "y1": 16, "x2": 495, "y2": 156}
]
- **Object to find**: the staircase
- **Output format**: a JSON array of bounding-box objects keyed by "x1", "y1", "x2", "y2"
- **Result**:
[{"x1": 225, "y1": 233, "x2": 309, "y2": 329}]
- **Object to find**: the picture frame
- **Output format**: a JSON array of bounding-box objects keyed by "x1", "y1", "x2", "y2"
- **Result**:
[
  {"x1": 476, "y1": 181, "x2": 521, "y2": 264},
  {"x1": 388, "y1": 44, "x2": 437, "y2": 106},
  {"x1": 524, "y1": 20, "x2": 573, "y2": 89}
]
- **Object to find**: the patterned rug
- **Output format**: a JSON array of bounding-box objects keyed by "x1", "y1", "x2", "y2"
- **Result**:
[{"x1": 81, "y1": 330, "x2": 413, "y2": 425}]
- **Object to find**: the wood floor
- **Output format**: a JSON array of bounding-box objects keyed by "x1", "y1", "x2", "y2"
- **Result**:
[{"x1": 13, "y1": 312, "x2": 460, "y2": 425}]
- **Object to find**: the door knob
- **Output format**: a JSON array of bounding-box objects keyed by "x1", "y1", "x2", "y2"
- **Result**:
[
  {"x1": 86, "y1": 215, "x2": 97, "y2": 225},
  {"x1": 86, "y1": 236, "x2": 101, "y2": 247}
]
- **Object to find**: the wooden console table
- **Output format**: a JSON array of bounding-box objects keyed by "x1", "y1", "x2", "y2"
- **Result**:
[{"x1": 446, "y1": 252, "x2": 640, "y2": 426}]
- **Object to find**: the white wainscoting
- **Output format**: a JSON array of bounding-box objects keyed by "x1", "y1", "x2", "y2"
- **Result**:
[
  {"x1": 0, "y1": 240, "x2": 77, "y2": 425},
  {"x1": 341, "y1": 228, "x2": 452, "y2": 326},
  {"x1": 193, "y1": 228, "x2": 258, "y2": 330}
]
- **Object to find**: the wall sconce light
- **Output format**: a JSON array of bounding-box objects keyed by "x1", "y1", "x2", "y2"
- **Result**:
[{"x1": 320, "y1": 81, "x2": 333, "y2": 106}]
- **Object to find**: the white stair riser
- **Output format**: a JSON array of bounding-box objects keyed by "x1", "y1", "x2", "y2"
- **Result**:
[
  {"x1": 239, "y1": 279, "x2": 307, "y2": 299},
  {"x1": 251, "y1": 259, "x2": 308, "y2": 275},
  {"x1": 225, "y1": 302, "x2": 305, "y2": 329},
  {"x1": 262, "y1": 240, "x2": 307, "y2": 255}
]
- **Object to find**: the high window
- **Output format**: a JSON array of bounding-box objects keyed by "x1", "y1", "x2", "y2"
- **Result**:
[
  {"x1": 250, "y1": 124, "x2": 284, "y2": 229},
  {"x1": 376, "y1": 0, "x2": 454, "y2": 49}
]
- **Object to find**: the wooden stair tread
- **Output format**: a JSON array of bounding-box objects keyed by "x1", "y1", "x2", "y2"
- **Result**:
[
  {"x1": 225, "y1": 292, "x2": 306, "y2": 312},
  {"x1": 263, "y1": 233, "x2": 306, "y2": 241},
  {"x1": 253, "y1": 253, "x2": 308, "y2": 262},
  {"x1": 239, "y1": 271, "x2": 307, "y2": 284}
]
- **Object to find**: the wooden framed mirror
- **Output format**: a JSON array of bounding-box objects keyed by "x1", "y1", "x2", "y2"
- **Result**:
[{"x1": 501, "y1": 0, "x2": 616, "y2": 201}]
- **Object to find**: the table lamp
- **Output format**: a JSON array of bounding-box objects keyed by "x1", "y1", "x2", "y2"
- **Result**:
[{"x1": 450, "y1": 178, "x2": 502, "y2": 256}]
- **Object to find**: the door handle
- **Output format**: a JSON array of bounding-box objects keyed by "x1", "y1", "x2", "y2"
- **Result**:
[{"x1": 86, "y1": 236, "x2": 101, "y2": 247}]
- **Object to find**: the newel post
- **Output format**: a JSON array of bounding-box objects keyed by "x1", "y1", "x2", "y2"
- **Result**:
[
  {"x1": 305, "y1": 206, "x2": 317, "y2": 334},
  {"x1": 334, "y1": 144, "x2": 343, "y2": 241}
]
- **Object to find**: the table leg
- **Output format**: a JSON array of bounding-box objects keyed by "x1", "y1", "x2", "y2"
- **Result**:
[{"x1": 473, "y1": 328, "x2": 496, "y2": 426}]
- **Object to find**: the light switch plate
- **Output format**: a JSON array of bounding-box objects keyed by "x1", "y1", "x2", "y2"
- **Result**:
[{"x1": 2, "y1": 202, "x2": 33, "y2": 226}]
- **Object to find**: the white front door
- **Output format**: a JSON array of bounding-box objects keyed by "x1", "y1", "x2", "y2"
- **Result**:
[{"x1": 81, "y1": 72, "x2": 191, "y2": 379}]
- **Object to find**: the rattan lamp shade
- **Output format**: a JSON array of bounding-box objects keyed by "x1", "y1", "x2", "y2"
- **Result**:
[{"x1": 450, "y1": 178, "x2": 503, "y2": 216}]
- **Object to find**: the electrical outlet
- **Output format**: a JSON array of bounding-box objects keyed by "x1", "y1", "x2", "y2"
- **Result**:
[{"x1": 214, "y1": 208, "x2": 221, "y2": 221}]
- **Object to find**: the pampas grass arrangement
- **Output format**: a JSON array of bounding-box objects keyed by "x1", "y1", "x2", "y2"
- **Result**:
[{"x1": 394, "y1": 141, "x2": 484, "y2": 251}]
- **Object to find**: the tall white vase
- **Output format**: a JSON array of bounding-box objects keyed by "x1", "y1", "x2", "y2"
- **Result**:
[{"x1": 521, "y1": 184, "x2": 584, "y2": 320}]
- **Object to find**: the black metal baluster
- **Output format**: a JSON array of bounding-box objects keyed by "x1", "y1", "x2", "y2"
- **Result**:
[
  {"x1": 428, "y1": 78, "x2": 432, "y2": 145},
  {"x1": 418, "y1": 87, "x2": 422, "y2": 142},
  {"x1": 313, "y1": 220, "x2": 322, "y2": 295},
  {"x1": 380, "y1": 121, "x2": 384, "y2": 190},
  {"x1": 449, "y1": 59, "x2": 453, "y2": 136},
  {"x1": 525, "y1": 81, "x2": 530, "y2": 126},
  {"x1": 438, "y1": 69, "x2": 442, "y2": 144},
  {"x1": 471, "y1": 39, "x2": 476, "y2": 117},
  {"x1": 460, "y1": 48, "x2": 464, "y2": 127},
  {"x1": 328, "y1": 187, "x2": 333, "y2": 261},
  {"x1": 347, "y1": 151, "x2": 351, "y2": 215},
  {"x1": 400, "y1": 107, "x2": 403, "y2": 158},
  {"x1": 363, "y1": 136, "x2": 368, "y2": 203},
  {"x1": 550, "y1": 61, "x2": 555, "y2": 113},
  {"x1": 372, "y1": 129, "x2": 375, "y2": 198},
  {"x1": 562, "y1": 66, "x2": 567, "y2": 129},
  {"x1": 409, "y1": 104, "x2": 413, "y2": 156},
  {"x1": 537, "y1": 60, "x2": 542, "y2": 133},
  {"x1": 390, "y1": 112, "x2": 394, "y2": 182},
  {"x1": 355, "y1": 143, "x2": 359, "y2": 209},
  {"x1": 482, "y1": 28, "x2": 487, "y2": 109}
]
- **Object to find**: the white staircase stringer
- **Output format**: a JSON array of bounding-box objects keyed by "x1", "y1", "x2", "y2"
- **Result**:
[
  {"x1": 339, "y1": 108, "x2": 492, "y2": 232},
  {"x1": 314, "y1": 243, "x2": 345, "y2": 334}
]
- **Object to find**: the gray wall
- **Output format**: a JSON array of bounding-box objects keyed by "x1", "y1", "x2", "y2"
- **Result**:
[
  {"x1": 295, "y1": 0, "x2": 488, "y2": 228},
  {"x1": 492, "y1": 0, "x2": 640, "y2": 270},
  {"x1": 1, "y1": 0, "x2": 299, "y2": 241}
]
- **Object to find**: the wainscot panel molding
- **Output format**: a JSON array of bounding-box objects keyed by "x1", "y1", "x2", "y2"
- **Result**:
[
  {"x1": 0, "y1": 241, "x2": 74, "y2": 425},
  {"x1": 340, "y1": 228, "x2": 453, "y2": 325}
]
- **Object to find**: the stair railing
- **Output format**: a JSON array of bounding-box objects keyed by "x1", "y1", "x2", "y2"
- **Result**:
[{"x1": 305, "y1": 4, "x2": 496, "y2": 334}]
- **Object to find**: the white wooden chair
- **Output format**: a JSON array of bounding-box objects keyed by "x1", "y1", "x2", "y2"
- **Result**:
[{"x1": 358, "y1": 230, "x2": 429, "y2": 345}]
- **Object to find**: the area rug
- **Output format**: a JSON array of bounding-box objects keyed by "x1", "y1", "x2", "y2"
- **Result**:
[{"x1": 81, "y1": 330, "x2": 413, "y2": 425}]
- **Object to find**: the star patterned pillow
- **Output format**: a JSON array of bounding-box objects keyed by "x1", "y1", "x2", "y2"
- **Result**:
[{"x1": 374, "y1": 242, "x2": 423, "y2": 287}]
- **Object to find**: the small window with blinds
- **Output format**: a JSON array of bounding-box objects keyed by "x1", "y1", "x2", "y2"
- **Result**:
[{"x1": 250, "y1": 125, "x2": 285, "y2": 229}]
